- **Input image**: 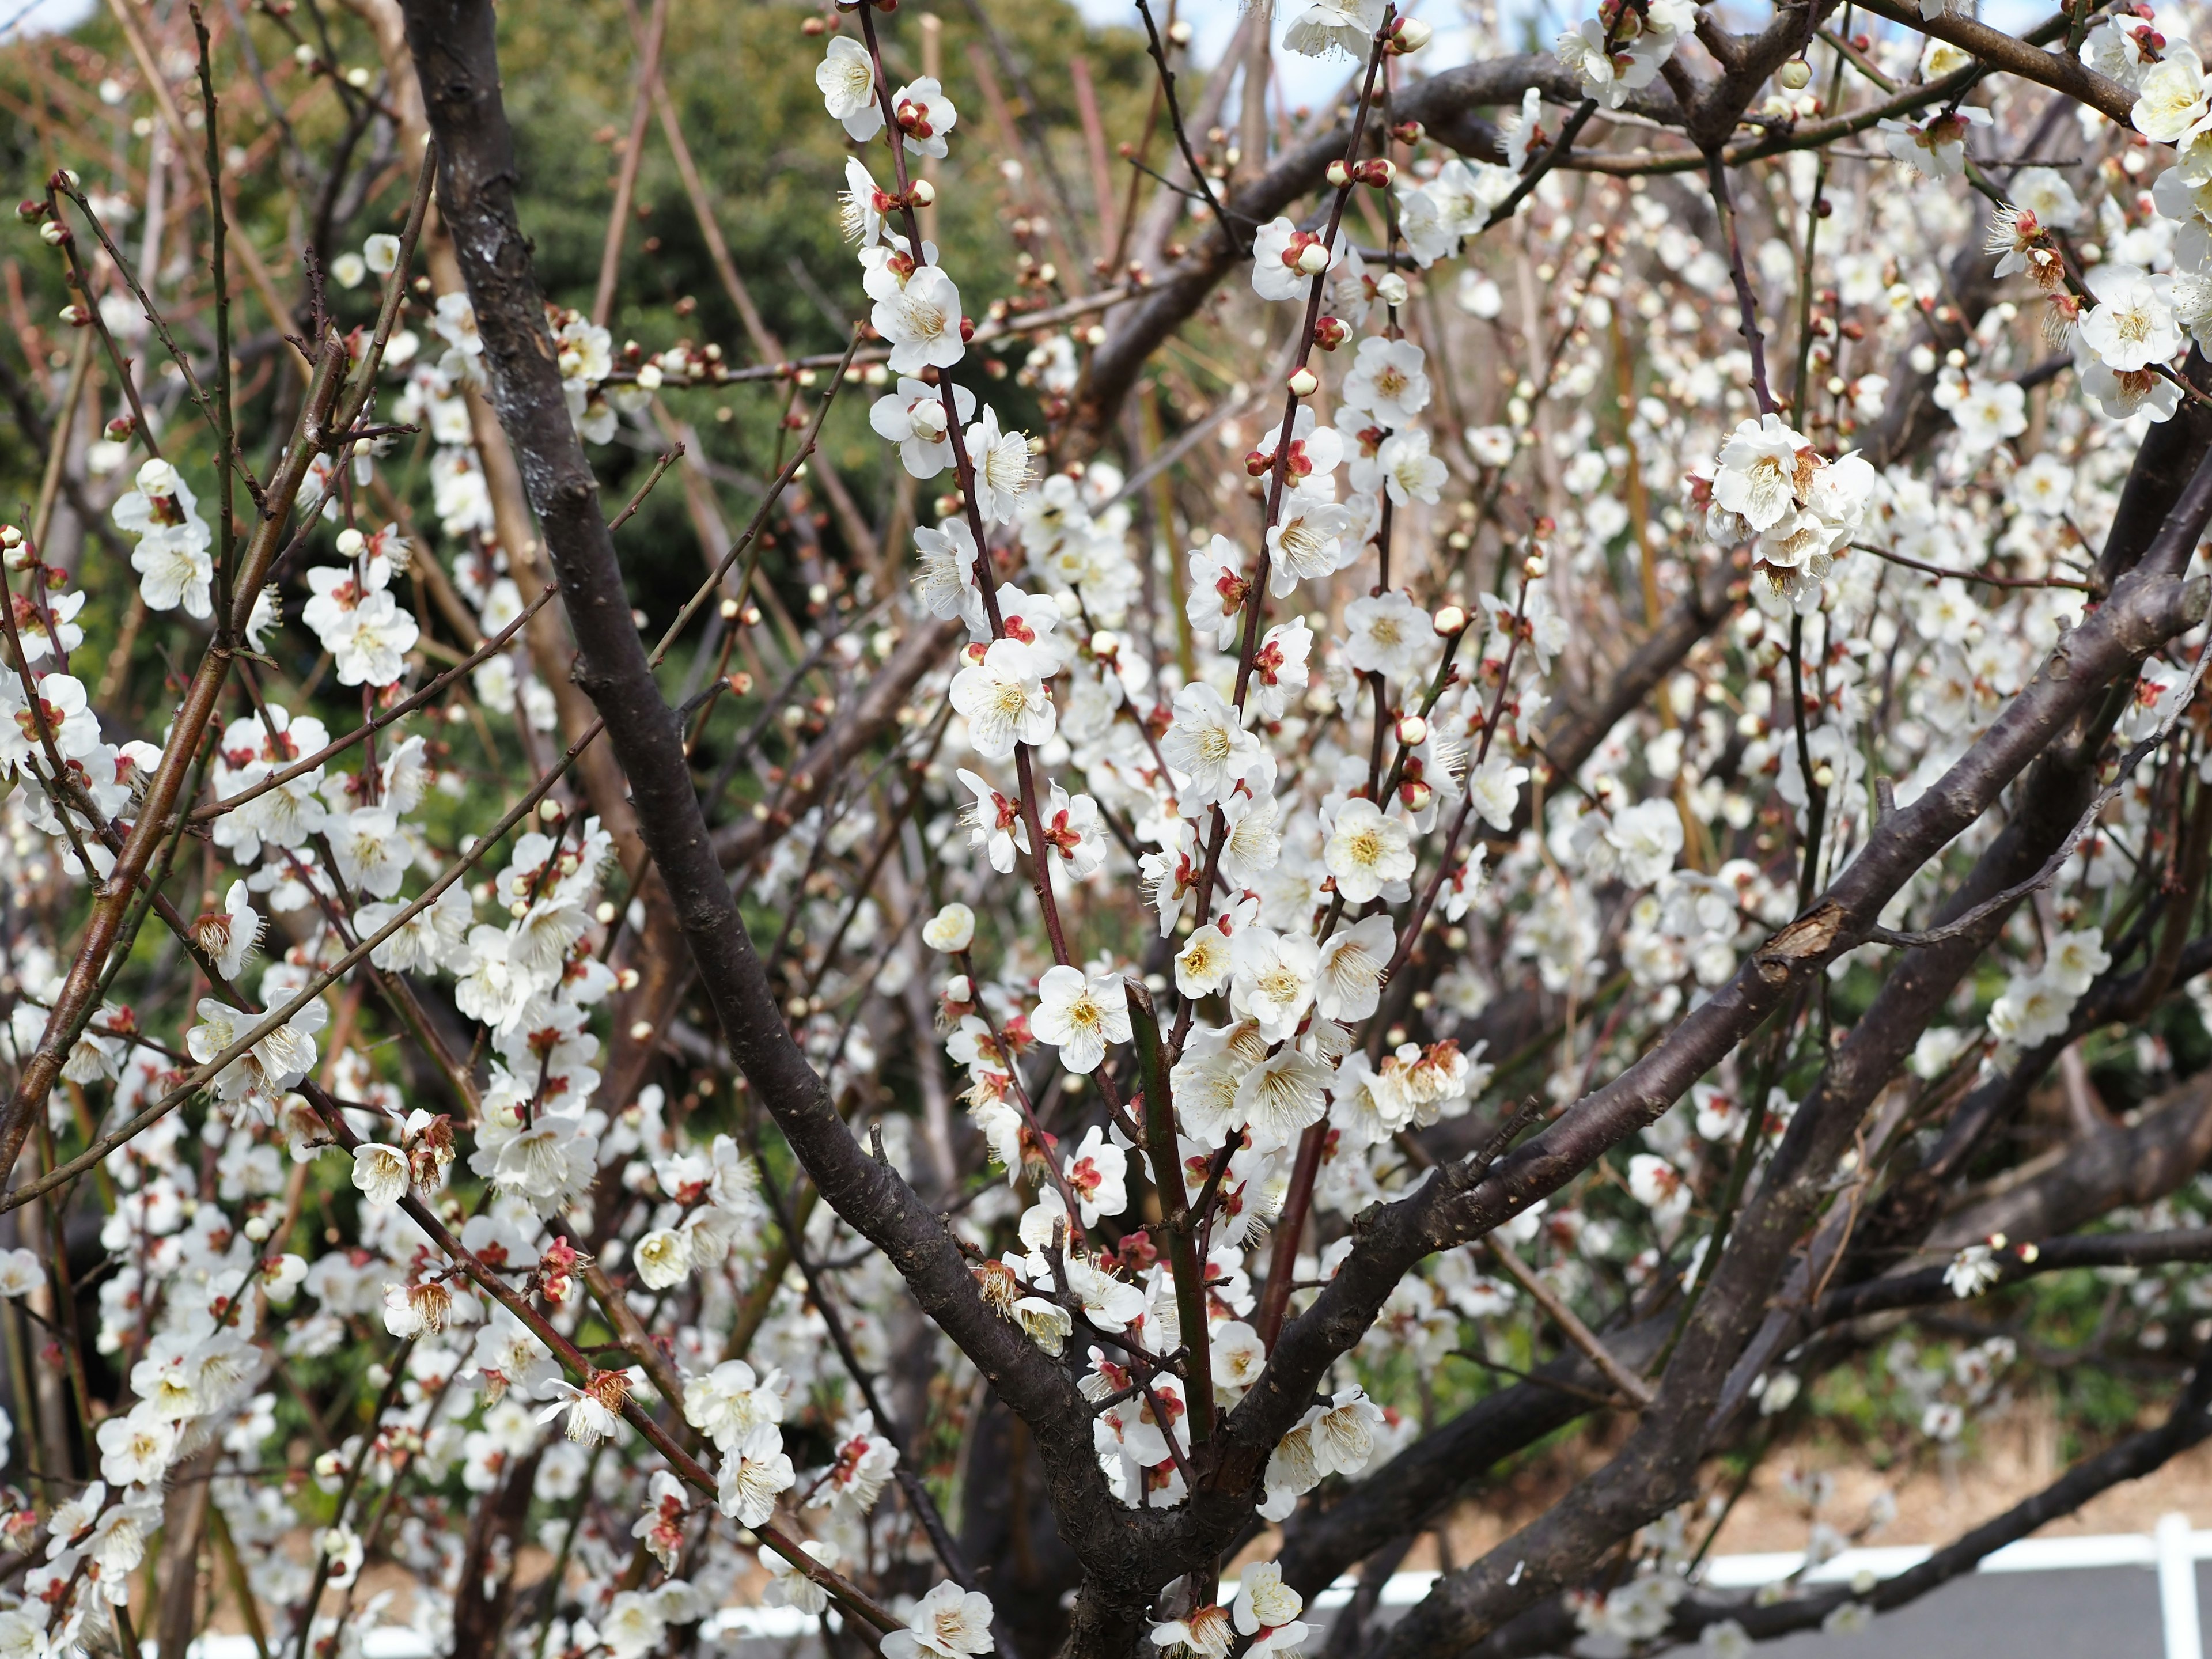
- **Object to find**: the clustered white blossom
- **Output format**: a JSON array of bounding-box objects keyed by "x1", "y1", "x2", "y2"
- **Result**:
[{"x1": 9, "y1": 0, "x2": 2212, "y2": 1650}]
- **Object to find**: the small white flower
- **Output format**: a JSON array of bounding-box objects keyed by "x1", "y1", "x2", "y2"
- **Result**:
[
  {"x1": 0, "y1": 1248, "x2": 40, "y2": 1298},
  {"x1": 715, "y1": 1423, "x2": 795, "y2": 1524},
  {"x1": 1161, "y1": 681, "x2": 1263, "y2": 806},
  {"x1": 1468, "y1": 756, "x2": 1529, "y2": 831},
  {"x1": 1316, "y1": 913, "x2": 1395, "y2": 1021},
  {"x1": 1342, "y1": 336, "x2": 1431, "y2": 425},
  {"x1": 1032, "y1": 965, "x2": 1132, "y2": 1075},
  {"x1": 1234, "y1": 1047, "x2": 1329, "y2": 1151},
  {"x1": 949, "y1": 638, "x2": 1055, "y2": 760},
  {"x1": 882, "y1": 1580, "x2": 997, "y2": 1659},
  {"x1": 1282, "y1": 0, "x2": 1388, "y2": 58},
  {"x1": 1232, "y1": 927, "x2": 1320, "y2": 1041},
  {"x1": 2136, "y1": 45, "x2": 2212, "y2": 142},
  {"x1": 817, "y1": 36, "x2": 884, "y2": 141},
  {"x1": 874, "y1": 264, "x2": 965, "y2": 376},
  {"x1": 1324, "y1": 797, "x2": 1415, "y2": 904},
  {"x1": 350, "y1": 1142, "x2": 410, "y2": 1209},
  {"x1": 891, "y1": 75, "x2": 959, "y2": 160},
  {"x1": 1342, "y1": 590, "x2": 1435, "y2": 682},
  {"x1": 634, "y1": 1228, "x2": 692, "y2": 1289},
  {"x1": 2080, "y1": 263, "x2": 2181, "y2": 372},
  {"x1": 1378, "y1": 427, "x2": 1449, "y2": 503},
  {"x1": 965, "y1": 407, "x2": 1037, "y2": 525}
]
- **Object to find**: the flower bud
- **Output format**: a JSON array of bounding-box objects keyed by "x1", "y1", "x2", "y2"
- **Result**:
[
  {"x1": 1312, "y1": 316, "x2": 1350, "y2": 350},
  {"x1": 1295, "y1": 240, "x2": 1331, "y2": 275},
  {"x1": 50, "y1": 169, "x2": 78, "y2": 191},
  {"x1": 335, "y1": 527, "x2": 366, "y2": 558},
  {"x1": 1525, "y1": 553, "x2": 1547, "y2": 579},
  {"x1": 1390, "y1": 120, "x2": 1425, "y2": 144},
  {"x1": 944, "y1": 974, "x2": 972, "y2": 1003},
  {"x1": 1089, "y1": 628, "x2": 1120, "y2": 659},
  {"x1": 37, "y1": 221, "x2": 67, "y2": 247},
  {"x1": 1327, "y1": 159, "x2": 1352, "y2": 188},
  {"x1": 104, "y1": 414, "x2": 135, "y2": 441},
  {"x1": 1402, "y1": 779, "x2": 1433, "y2": 812},
  {"x1": 1355, "y1": 158, "x2": 1397, "y2": 187},
  {"x1": 1396, "y1": 713, "x2": 1429, "y2": 746},
  {"x1": 57, "y1": 304, "x2": 86, "y2": 327},
  {"x1": 1244, "y1": 448, "x2": 1274, "y2": 477},
  {"x1": 1287, "y1": 366, "x2": 1319, "y2": 397},
  {"x1": 1166, "y1": 17, "x2": 1193, "y2": 44},
  {"x1": 909, "y1": 178, "x2": 938, "y2": 206},
  {"x1": 1376, "y1": 273, "x2": 1410, "y2": 306},
  {"x1": 1387, "y1": 16, "x2": 1433, "y2": 51},
  {"x1": 1778, "y1": 58, "x2": 1812, "y2": 88},
  {"x1": 14, "y1": 201, "x2": 42, "y2": 223},
  {"x1": 1433, "y1": 604, "x2": 1467, "y2": 635}
]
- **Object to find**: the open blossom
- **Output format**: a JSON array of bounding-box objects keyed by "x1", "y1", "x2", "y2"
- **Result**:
[
  {"x1": 1555, "y1": 0, "x2": 1689, "y2": 109},
  {"x1": 1377, "y1": 428, "x2": 1449, "y2": 503},
  {"x1": 1232, "y1": 1562, "x2": 1310, "y2": 1659},
  {"x1": 914, "y1": 518, "x2": 986, "y2": 628},
  {"x1": 1232, "y1": 927, "x2": 1320, "y2": 1040},
  {"x1": 1265, "y1": 490, "x2": 1355, "y2": 592},
  {"x1": 2135, "y1": 44, "x2": 2212, "y2": 142},
  {"x1": 1342, "y1": 590, "x2": 1435, "y2": 681},
  {"x1": 113, "y1": 457, "x2": 213, "y2": 617},
  {"x1": 1186, "y1": 534, "x2": 1253, "y2": 649},
  {"x1": 351, "y1": 1142, "x2": 410, "y2": 1209},
  {"x1": 1879, "y1": 105, "x2": 1991, "y2": 177},
  {"x1": 1605, "y1": 800, "x2": 1684, "y2": 887},
  {"x1": 816, "y1": 36, "x2": 883, "y2": 141},
  {"x1": 891, "y1": 75, "x2": 958, "y2": 159},
  {"x1": 1032, "y1": 966, "x2": 1132, "y2": 1075},
  {"x1": 873, "y1": 264, "x2": 966, "y2": 374},
  {"x1": 1324, "y1": 797, "x2": 1415, "y2": 903},
  {"x1": 1711, "y1": 414, "x2": 1813, "y2": 532},
  {"x1": 965, "y1": 407, "x2": 1037, "y2": 524},
  {"x1": 1282, "y1": 0, "x2": 1387, "y2": 58},
  {"x1": 1342, "y1": 336, "x2": 1431, "y2": 425},
  {"x1": 1316, "y1": 913, "x2": 1396, "y2": 1021},
  {"x1": 716, "y1": 1424, "x2": 795, "y2": 1524},
  {"x1": 1161, "y1": 681, "x2": 1263, "y2": 806},
  {"x1": 2080, "y1": 264, "x2": 2181, "y2": 372},
  {"x1": 949, "y1": 638, "x2": 1055, "y2": 759},
  {"x1": 1152, "y1": 1603, "x2": 1234, "y2": 1659},
  {"x1": 1234, "y1": 1047, "x2": 1330, "y2": 1150},
  {"x1": 882, "y1": 1581, "x2": 996, "y2": 1659},
  {"x1": 1063, "y1": 1125, "x2": 1128, "y2": 1225},
  {"x1": 1468, "y1": 756, "x2": 1529, "y2": 831},
  {"x1": 684, "y1": 1360, "x2": 786, "y2": 1452},
  {"x1": 1028, "y1": 784, "x2": 1108, "y2": 880}
]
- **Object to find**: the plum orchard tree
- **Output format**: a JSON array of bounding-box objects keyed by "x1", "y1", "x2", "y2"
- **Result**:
[{"x1": 7, "y1": 0, "x2": 2212, "y2": 1654}]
